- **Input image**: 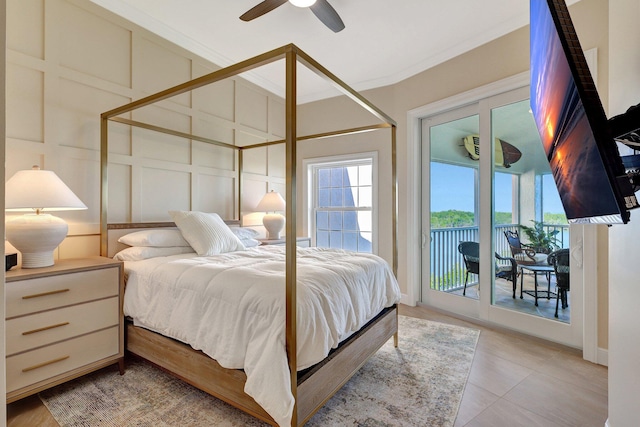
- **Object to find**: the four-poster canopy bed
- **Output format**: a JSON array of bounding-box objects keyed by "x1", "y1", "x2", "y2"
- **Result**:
[{"x1": 100, "y1": 44, "x2": 399, "y2": 426}]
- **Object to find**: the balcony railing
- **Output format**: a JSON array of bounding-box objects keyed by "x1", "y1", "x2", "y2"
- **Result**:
[{"x1": 430, "y1": 223, "x2": 569, "y2": 292}]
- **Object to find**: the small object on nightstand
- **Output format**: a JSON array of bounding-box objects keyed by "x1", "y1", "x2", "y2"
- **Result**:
[
  {"x1": 5, "y1": 166, "x2": 87, "y2": 268},
  {"x1": 255, "y1": 191, "x2": 286, "y2": 240},
  {"x1": 6, "y1": 253, "x2": 17, "y2": 271}
]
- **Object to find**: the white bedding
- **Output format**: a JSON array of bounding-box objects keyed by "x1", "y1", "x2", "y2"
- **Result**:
[{"x1": 122, "y1": 245, "x2": 401, "y2": 427}]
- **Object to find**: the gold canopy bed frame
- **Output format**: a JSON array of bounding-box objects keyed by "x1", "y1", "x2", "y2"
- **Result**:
[{"x1": 100, "y1": 44, "x2": 398, "y2": 426}]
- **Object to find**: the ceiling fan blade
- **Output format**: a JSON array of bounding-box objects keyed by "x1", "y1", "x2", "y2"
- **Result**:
[
  {"x1": 240, "y1": 0, "x2": 288, "y2": 22},
  {"x1": 310, "y1": 0, "x2": 345, "y2": 32}
]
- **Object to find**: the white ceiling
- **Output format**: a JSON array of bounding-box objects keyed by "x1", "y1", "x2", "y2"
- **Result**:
[{"x1": 89, "y1": 0, "x2": 580, "y2": 103}]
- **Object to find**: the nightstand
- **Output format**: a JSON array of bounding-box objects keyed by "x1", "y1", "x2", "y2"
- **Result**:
[
  {"x1": 5, "y1": 257, "x2": 124, "y2": 403},
  {"x1": 258, "y1": 237, "x2": 311, "y2": 247}
]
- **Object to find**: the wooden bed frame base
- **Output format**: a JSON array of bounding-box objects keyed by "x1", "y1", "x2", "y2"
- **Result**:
[{"x1": 126, "y1": 305, "x2": 398, "y2": 426}]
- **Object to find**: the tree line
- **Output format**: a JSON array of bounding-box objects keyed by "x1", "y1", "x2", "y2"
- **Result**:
[{"x1": 431, "y1": 210, "x2": 567, "y2": 228}]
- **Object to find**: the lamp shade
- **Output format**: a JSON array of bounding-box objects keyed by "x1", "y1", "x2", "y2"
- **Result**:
[
  {"x1": 6, "y1": 166, "x2": 87, "y2": 212},
  {"x1": 256, "y1": 190, "x2": 285, "y2": 213},
  {"x1": 5, "y1": 166, "x2": 87, "y2": 268},
  {"x1": 256, "y1": 191, "x2": 286, "y2": 240}
]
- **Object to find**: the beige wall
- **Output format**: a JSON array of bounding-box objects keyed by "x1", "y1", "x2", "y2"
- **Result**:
[{"x1": 607, "y1": 0, "x2": 640, "y2": 422}]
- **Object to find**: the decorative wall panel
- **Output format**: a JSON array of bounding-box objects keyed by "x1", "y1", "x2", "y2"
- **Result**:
[
  {"x1": 6, "y1": 64, "x2": 43, "y2": 143},
  {"x1": 243, "y1": 146, "x2": 268, "y2": 175},
  {"x1": 6, "y1": 0, "x2": 286, "y2": 259},
  {"x1": 236, "y1": 129, "x2": 267, "y2": 148},
  {"x1": 56, "y1": 0, "x2": 131, "y2": 87},
  {"x1": 53, "y1": 78, "x2": 131, "y2": 150},
  {"x1": 268, "y1": 144, "x2": 286, "y2": 178},
  {"x1": 194, "y1": 76, "x2": 235, "y2": 122},
  {"x1": 195, "y1": 174, "x2": 235, "y2": 218},
  {"x1": 269, "y1": 98, "x2": 285, "y2": 138},
  {"x1": 140, "y1": 167, "x2": 191, "y2": 220},
  {"x1": 193, "y1": 117, "x2": 235, "y2": 146},
  {"x1": 7, "y1": 0, "x2": 44, "y2": 59},
  {"x1": 134, "y1": 130, "x2": 191, "y2": 165},
  {"x1": 237, "y1": 83, "x2": 269, "y2": 133},
  {"x1": 193, "y1": 140, "x2": 235, "y2": 171},
  {"x1": 107, "y1": 163, "x2": 132, "y2": 224},
  {"x1": 133, "y1": 35, "x2": 191, "y2": 107}
]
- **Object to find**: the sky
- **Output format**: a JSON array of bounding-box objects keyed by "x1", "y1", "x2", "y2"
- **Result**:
[{"x1": 430, "y1": 162, "x2": 565, "y2": 214}]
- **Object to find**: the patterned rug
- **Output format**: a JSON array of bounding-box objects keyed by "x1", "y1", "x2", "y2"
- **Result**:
[{"x1": 40, "y1": 315, "x2": 479, "y2": 426}]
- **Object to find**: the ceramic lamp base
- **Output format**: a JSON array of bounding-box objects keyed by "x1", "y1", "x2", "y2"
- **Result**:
[
  {"x1": 263, "y1": 213, "x2": 285, "y2": 240},
  {"x1": 6, "y1": 214, "x2": 68, "y2": 268}
]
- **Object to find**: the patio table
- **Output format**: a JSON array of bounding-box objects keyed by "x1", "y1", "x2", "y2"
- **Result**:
[{"x1": 519, "y1": 264, "x2": 556, "y2": 306}]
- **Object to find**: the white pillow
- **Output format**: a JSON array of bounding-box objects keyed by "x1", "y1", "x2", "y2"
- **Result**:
[
  {"x1": 113, "y1": 246, "x2": 195, "y2": 261},
  {"x1": 118, "y1": 229, "x2": 190, "y2": 247},
  {"x1": 240, "y1": 238, "x2": 261, "y2": 248},
  {"x1": 230, "y1": 227, "x2": 260, "y2": 240},
  {"x1": 169, "y1": 211, "x2": 245, "y2": 256}
]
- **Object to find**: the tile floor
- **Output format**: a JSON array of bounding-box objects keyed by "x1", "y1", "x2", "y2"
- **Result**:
[{"x1": 400, "y1": 304, "x2": 608, "y2": 427}]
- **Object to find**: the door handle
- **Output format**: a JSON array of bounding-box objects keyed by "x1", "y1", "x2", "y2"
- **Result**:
[{"x1": 421, "y1": 232, "x2": 428, "y2": 249}]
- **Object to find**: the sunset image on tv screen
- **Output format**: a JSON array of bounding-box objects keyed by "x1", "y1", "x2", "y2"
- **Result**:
[{"x1": 530, "y1": 0, "x2": 623, "y2": 223}]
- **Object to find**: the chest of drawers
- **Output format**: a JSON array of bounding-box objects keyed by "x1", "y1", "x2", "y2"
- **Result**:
[{"x1": 5, "y1": 257, "x2": 124, "y2": 403}]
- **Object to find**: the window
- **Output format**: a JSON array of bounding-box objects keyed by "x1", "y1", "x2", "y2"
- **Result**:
[{"x1": 308, "y1": 154, "x2": 377, "y2": 253}]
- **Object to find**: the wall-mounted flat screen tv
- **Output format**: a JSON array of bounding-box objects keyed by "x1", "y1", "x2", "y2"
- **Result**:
[{"x1": 530, "y1": 0, "x2": 639, "y2": 224}]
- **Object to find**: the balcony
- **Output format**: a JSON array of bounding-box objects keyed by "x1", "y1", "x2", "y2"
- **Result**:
[{"x1": 430, "y1": 223, "x2": 569, "y2": 322}]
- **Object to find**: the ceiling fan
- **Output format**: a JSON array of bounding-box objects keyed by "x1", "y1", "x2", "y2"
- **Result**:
[{"x1": 240, "y1": 0, "x2": 345, "y2": 33}]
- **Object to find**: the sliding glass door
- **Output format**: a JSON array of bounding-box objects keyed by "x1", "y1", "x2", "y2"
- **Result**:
[{"x1": 421, "y1": 86, "x2": 583, "y2": 347}]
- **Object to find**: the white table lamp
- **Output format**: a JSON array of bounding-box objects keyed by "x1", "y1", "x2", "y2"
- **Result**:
[
  {"x1": 256, "y1": 190, "x2": 286, "y2": 240},
  {"x1": 5, "y1": 166, "x2": 87, "y2": 268}
]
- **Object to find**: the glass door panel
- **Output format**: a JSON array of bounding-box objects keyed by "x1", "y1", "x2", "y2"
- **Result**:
[
  {"x1": 490, "y1": 99, "x2": 570, "y2": 322},
  {"x1": 426, "y1": 112, "x2": 480, "y2": 301}
]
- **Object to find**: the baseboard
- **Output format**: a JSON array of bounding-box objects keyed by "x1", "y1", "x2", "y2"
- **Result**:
[
  {"x1": 597, "y1": 347, "x2": 609, "y2": 367},
  {"x1": 400, "y1": 293, "x2": 414, "y2": 306}
]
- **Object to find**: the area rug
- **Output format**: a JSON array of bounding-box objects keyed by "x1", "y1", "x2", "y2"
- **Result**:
[{"x1": 39, "y1": 315, "x2": 479, "y2": 426}]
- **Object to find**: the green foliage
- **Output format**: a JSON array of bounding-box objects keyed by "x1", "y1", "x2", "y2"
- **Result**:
[
  {"x1": 430, "y1": 263, "x2": 466, "y2": 290},
  {"x1": 520, "y1": 220, "x2": 560, "y2": 253},
  {"x1": 431, "y1": 210, "x2": 567, "y2": 229},
  {"x1": 431, "y1": 210, "x2": 514, "y2": 228},
  {"x1": 543, "y1": 212, "x2": 568, "y2": 225},
  {"x1": 494, "y1": 212, "x2": 513, "y2": 225},
  {"x1": 430, "y1": 210, "x2": 475, "y2": 228}
]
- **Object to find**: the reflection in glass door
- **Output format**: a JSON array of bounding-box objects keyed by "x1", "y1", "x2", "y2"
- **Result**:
[{"x1": 490, "y1": 99, "x2": 570, "y2": 323}]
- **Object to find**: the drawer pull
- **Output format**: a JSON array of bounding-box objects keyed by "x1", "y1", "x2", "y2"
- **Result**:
[
  {"x1": 22, "y1": 322, "x2": 70, "y2": 336},
  {"x1": 22, "y1": 288, "x2": 70, "y2": 300},
  {"x1": 22, "y1": 355, "x2": 70, "y2": 373}
]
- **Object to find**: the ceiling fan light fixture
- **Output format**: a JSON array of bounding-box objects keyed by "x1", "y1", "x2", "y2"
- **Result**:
[{"x1": 289, "y1": 0, "x2": 316, "y2": 7}]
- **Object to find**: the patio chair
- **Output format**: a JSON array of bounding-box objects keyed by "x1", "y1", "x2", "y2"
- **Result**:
[
  {"x1": 503, "y1": 230, "x2": 548, "y2": 266},
  {"x1": 458, "y1": 241, "x2": 518, "y2": 297},
  {"x1": 547, "y1": 248, "x2": 570, "y2": 318}
]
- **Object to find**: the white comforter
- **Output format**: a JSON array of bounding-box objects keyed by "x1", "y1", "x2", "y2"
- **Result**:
[{"x1": 122, "y1": 246, "x2": 400, "y2": 427}]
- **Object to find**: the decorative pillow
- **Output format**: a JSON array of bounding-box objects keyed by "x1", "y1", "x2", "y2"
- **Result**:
[
  {"x1": 514, "y1": 252, "x2": 548, "y2": 265},
  {"x1": 230, "y1": 227, "x2": 260, "y2": 240},
  {"x1": 118, "y1": 229, "x2": 190, "y2": 247},
  {"x1": 169, "y1": 210, "x2": 245, "y2": 256},
  {"x1": 113, "y1": 246, "x2": 195, "y2": 261},
  {"x1": 240, "y1": 238, "x2": 261, "y2": 248}
]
